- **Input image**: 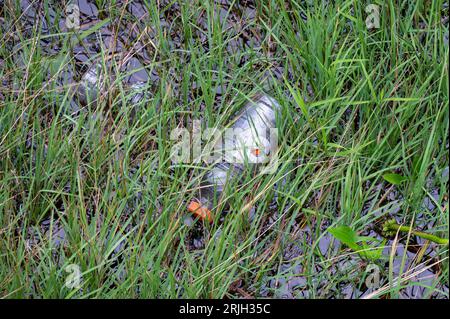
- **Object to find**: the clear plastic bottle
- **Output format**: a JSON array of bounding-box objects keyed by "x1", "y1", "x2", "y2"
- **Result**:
[
  {"x1": 188, "y1": 94, "x2": 280, "y2": 222},
  {"x1": 76, "y1": 62, "x2": 148, "y2": 110}
]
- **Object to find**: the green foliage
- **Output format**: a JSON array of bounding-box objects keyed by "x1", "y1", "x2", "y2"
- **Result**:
[
  {"x1": 328, "y1": 225, "x2": 386, "y2": 261},
  {"x1": 382, "y1": 173, "x2": 407, "y2": 185},
  {"x1": 0, "y1": 0, "x2": 447, "y2": 299}
]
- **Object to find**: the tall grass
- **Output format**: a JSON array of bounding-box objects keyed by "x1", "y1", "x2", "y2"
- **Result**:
[{"x1": 0, "y1": 0, "x2": 448, "y2": 298}]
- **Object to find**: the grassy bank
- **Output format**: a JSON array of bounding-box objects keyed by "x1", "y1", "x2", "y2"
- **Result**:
[{"x1": 0, "y1": 0, "x2": 448, "y2": 298}]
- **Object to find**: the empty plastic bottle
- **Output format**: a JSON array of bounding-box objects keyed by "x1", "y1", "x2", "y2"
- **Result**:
[
  {"x1": 76, "y1": 62, "x2": 149, "y2": 111},
  {"x1": 188, "y1": 94, "x2": 280, "y2": 222},
  {"x1": 76, "y1": 62, "x2": 108, "y2": 106}
]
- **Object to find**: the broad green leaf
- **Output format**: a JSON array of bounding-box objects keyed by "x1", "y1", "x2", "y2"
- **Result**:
[
  {"x1": 382, "y1": 173, "x2": 407, "y2": 185},
  {"x1": 328, "y1": 226, "x2": 360, "y2": 251},
  {"x1": 329, "y1": 226, "x2": 386, "y2": 262},
  {"x1": 361, "y1": 239, "x2": 386, "y2": 261}
]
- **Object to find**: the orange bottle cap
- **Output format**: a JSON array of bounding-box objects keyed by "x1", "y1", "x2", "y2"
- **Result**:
[
  {"x1": 187, "y1": 200, "x2": 213, "y2": 223},
  {"x1": 251, "y1": 148, "x2": 261, "y2": 156}
]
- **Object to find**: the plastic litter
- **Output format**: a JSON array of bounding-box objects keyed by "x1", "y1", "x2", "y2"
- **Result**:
[{"x1": 188, "y1": 94, "x2": 280, "y2": 222}]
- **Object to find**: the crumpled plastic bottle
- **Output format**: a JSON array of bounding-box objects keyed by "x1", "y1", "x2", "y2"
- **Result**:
[{"x1": 188, "y1": 94, "x2": 281, "y2": 222}]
